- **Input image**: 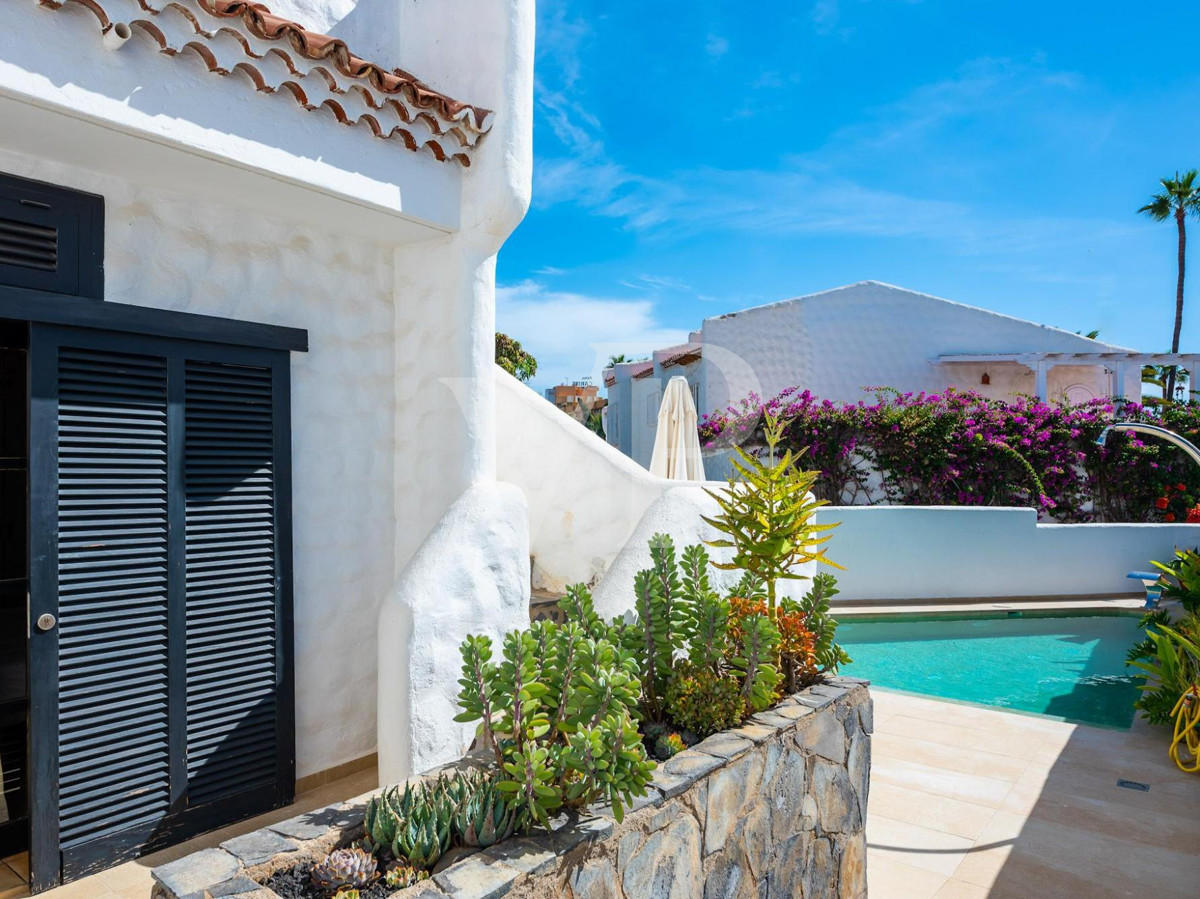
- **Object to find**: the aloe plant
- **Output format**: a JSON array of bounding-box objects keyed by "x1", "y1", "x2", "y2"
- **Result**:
[{"x1": 453, "y1": 770, "x2": 517, "y2": 848}]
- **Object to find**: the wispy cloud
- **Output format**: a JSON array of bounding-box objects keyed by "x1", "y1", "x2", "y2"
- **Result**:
[
  {"x1": 810, "y1": 0, "x2": 842, "y2": 36},
  {"x1": 496, "y1": 281, "x2": 689, "y2": 389},
  {"x1": 531, "y1": 48, "x2": 1132, "y2": 261},
  {"x1": 705, "y1": 33, "x2": 729, "y2": 60}
]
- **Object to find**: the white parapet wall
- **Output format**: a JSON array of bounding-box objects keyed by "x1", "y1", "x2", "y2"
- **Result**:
[
  {"x1": 817, "y1": 505, "x2": 1200, "y2": 601},
  {"x1": 496, "y1": 367, "x2": 681, "y2": 591}
]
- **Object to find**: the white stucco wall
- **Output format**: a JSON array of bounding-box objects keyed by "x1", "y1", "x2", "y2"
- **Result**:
[
  {"x1": 1, "y1": 0, "x2": 536, "y2": 784},
  {"x1": 817, "y1": 505, "x2": 1200, "y2": 601},
  {"x1": 701, "y1": 281, "x2": 1136, "y2": 413},
  {"x1": 496, "y1": 368, "x2": 674, "y2": 591}
]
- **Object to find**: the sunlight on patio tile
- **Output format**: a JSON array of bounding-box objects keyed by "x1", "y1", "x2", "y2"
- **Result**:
[
  {"x1": 868, "y1": 814, "x2": 975, "y2": 877},
  {"x1": 873, "y1": 732, "x2": 1031, "y2": 782},
  {"x1": 867, "y1": 781, "x2": 998, "y2": 841},
  {"x1": 867, "y1": 852, "x2": 949, "y2": 899}
]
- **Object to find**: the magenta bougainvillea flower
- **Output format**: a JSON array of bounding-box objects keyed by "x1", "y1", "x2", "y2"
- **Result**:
[{"x1": 699, "y1": 387, "x2": 1200, "y2": 523}]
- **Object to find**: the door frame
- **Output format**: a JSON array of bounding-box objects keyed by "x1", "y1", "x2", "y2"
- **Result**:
[{"x1": 10, "y1": 297, "x2": 306, "y2": 892}]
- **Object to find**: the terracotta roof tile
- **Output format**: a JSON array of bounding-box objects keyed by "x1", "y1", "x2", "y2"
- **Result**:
[{"x1": 39, "y1": 0, "x2": 493, "y2": 165}]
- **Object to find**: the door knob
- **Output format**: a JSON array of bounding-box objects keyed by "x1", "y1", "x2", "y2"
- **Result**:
[{"x1": 35, "y1": 613, "x2": 56, "y2": 632}]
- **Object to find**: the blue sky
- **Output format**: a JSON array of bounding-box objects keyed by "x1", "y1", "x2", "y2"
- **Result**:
[{"x1": 496, "y1": 0, "x2": 1200, "y2": 392}]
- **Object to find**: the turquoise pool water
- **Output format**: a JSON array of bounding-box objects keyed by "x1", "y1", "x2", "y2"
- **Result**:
[{"x1": 838, "y1": 613, "x2": 1144, "y2": 728}]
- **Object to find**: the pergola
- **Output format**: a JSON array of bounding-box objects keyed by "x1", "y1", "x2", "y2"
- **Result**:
[{"x1": 934, "y1": 352, "x2": 1200, "y2": 401}]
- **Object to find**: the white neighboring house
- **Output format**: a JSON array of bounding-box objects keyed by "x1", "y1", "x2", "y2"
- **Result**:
[
  {"x1": 605, "y1": 281, "x2": 1200, "y2": 470},
  {"x1": 0, "y1": 0, "x2": 537, "y2": 888}
]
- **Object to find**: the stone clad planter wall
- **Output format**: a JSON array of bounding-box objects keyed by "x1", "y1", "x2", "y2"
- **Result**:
[{"x1": 151, "y1": 679, "x2": 871, "y2": 899}]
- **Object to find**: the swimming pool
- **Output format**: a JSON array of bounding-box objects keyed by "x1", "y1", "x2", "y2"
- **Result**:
[{"x1": 837, "y1": 612, "x2": 1144, "y2": 728}]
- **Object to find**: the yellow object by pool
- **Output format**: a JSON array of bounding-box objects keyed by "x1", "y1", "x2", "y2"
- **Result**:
[{"x1": 1169, "y1": 687, "x2": 1200, "y2": 773}]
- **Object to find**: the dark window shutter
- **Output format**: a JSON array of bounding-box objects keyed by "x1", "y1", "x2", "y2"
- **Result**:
[
  {"x1": 0, "y1": 172, "x2": 103, "y2": 299},
  {"x1": 184, "y1": 360, "x2": 280, "y2": 806},
  {"x1": 54, "y1": 348, "x2": 171, "y2": 848}
]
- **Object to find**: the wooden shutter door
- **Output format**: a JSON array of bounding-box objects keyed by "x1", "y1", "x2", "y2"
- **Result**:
[{"x1": 28, "y1": 326, "x2": 294, "y2": 891}]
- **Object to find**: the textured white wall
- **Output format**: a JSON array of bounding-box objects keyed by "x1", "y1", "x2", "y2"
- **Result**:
[
  {"x1": 701, "y1": 281, "x2": 1136, "y2": 412},
  {"x1": 818, "y1": 505, "x2": 1200, "y2": 601},
  {"x1": 496, "y1": 368, "x2": 672, "y2": 591},
  {"x1": 377, "y1": 481, "x2": 529, "y2": 783},
  {"x1": 0, "y1": 148, "x2": 400, "y2": 777}
]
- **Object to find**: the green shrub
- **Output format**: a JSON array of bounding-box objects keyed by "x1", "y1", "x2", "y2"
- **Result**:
[
  {"x1": 665, "y1": 661, "x2": 745, "y2": 736},
  {"x1": 1129, "y1": 619, "x2": 1200, "y2": 724}
]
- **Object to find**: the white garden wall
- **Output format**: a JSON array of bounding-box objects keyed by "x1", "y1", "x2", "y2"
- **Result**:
[
  {"x1": 817, "y1": 505, "x2": 1200, "y2": 602},
  {"x1": 496, "y1": 368, "x2": 677, "y2": 591}
]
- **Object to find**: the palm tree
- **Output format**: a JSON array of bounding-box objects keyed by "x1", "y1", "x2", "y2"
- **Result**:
[
  {"x1": 607, "y1": 353, "x2": 628, "y2": 368},
  {"x1": 1139, "y1": 170, "x2": 1200, "y2": 400}
]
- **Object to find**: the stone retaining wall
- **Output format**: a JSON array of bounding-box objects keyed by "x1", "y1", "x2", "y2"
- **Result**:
[{"x1": 152, "y1": 679, "x2": 871, "y2": 899}]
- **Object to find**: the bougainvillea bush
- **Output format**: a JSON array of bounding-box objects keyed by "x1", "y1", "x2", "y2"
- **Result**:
[{"x1": 699, "y1": 387, "x2": 1200, "y2": 522}]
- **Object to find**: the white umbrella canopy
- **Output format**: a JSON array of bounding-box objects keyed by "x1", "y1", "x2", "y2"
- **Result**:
[{"x1": 649, "y1": 376, "x2": 706, "y2": 480}]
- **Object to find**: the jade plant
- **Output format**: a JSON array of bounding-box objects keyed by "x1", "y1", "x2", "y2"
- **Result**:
[
  {"x1": 454, "y1": 616, "x2": 655, "y2": 829},
  {"x1": 787, "y1": 572, "x2": 851, "y2": 676},
  {"x1": 592, "y1": 536, "x2": 786, "y2": 738}
]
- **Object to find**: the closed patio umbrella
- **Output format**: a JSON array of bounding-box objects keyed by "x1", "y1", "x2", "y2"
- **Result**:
[{"x1": 649, "y1": 376, "x2": 705, "y2": 480}]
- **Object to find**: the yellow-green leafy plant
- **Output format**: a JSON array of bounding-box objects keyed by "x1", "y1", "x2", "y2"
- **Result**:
[
  {"x1": 1129, "y1": 620, "x2": 1200, "y2": 724},
  {"x1": 454, "y1": 619, "x2": 655, "y2": 829},
  {"x1": 703, "y1": 410, "x2": 841, "y2": 619}
]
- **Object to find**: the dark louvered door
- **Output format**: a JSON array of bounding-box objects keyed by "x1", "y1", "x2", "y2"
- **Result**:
[
  {"x1": 184, "y1": 361, "x2": 284, "y2": 806},
  {"x1": 28, "y1": 326, "x2": 294, "y2": 891}
]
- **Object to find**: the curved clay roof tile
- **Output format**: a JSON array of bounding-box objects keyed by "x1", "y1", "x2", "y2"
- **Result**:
[{"x1": 201, "y1": 1, "x2": 492, "y2": 131}]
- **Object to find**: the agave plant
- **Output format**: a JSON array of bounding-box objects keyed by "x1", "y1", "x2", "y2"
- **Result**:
[
  {"x1": 453, "y1": 770, "x2": 516, "y2": 848},
  {"x1": 310, "y1": 847, "x2": 378, "y2": 891}
]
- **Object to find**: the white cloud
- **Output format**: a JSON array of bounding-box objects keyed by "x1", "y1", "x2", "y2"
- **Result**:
[
  {"x1": 705, "y1": 34, "x2": 729, "y2": 60},
  {"x1": 810, "y1": 0, "x2": 841, "y2": 35},
  {"x1": 496, "y1": 281, "x2": 688, "y2": 390}
]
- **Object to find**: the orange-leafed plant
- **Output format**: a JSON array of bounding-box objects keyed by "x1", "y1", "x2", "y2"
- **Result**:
[{"x1": 728, "y1": 596, "x2": 818, "y2": 696}]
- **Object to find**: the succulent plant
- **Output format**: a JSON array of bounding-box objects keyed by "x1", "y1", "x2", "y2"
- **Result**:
[
  {"x1": 384, "y1": 863, "x2": 430, "y2": 889},
  {"x1": 392, "y1": 803, "x2": 451, "y2": 869},
  {"x1": 310, "y1": 847, "x2": 378, "y2": 891},
  {"x1": 364, "y1": 786, "x2": 406, "y2": 848},
  {"x1": 452, "y1": 770, "x2": 516, "y2": 848},
  {"x1": 654, "y1": 732, "x2": 686, "y2": 759},
  {"x1": 332, "y1": 891, "x2": 360, "y2": 899}
]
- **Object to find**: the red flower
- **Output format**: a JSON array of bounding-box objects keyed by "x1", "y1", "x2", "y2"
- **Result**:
[
  {"x1": 1188, "y1": 505, "x2": 1200, "y2": 524},
  {"x1": 1178, "y1": 483, "x2": 1188, "y2": 492},
  {"x1": 1155, "y1": 496, "x2": 1170, "y2": 510},
  {"x1": 1165, "y1": 513, "x2": 1177, "y2": 522}
]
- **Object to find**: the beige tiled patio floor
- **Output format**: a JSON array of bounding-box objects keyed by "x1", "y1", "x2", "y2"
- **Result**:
[
  {"x1": 867, "y1": 689, "x2": 1200, "y2": 899},
  {"x1": 0, "y1": 768, "x2": 378, "y2": 899}
]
